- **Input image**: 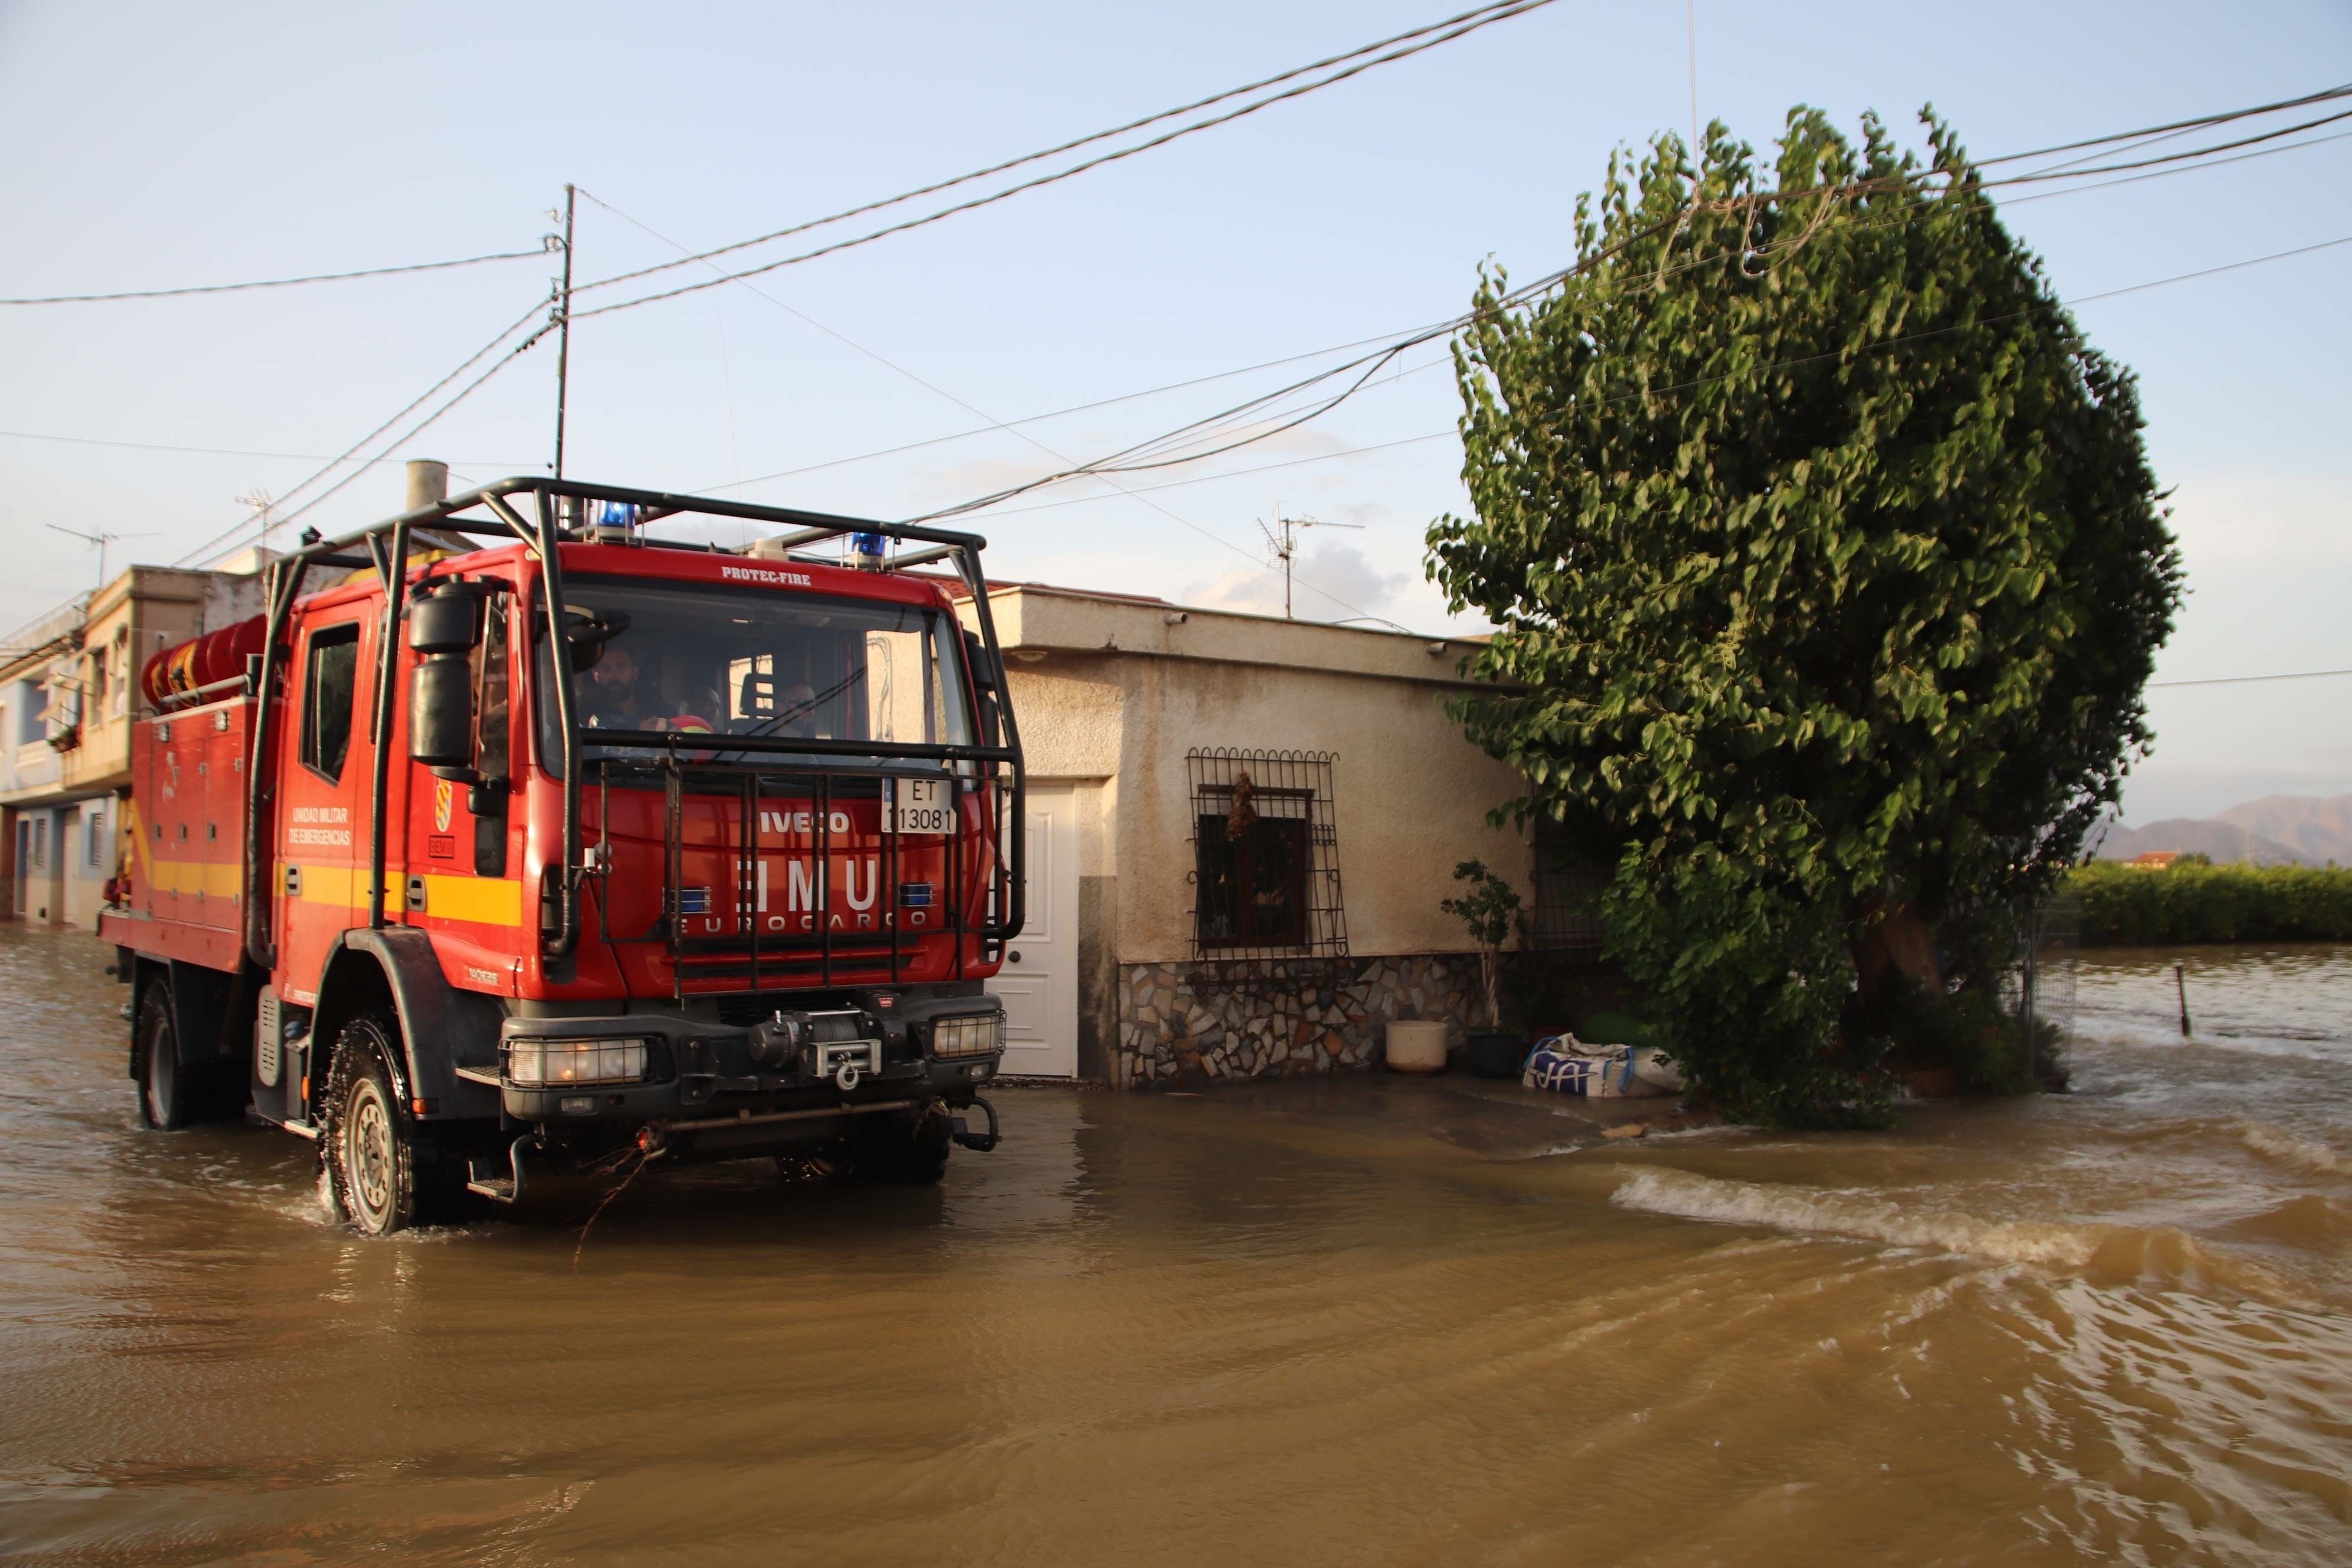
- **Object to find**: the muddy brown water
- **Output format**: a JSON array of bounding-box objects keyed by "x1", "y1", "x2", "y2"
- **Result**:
[{"x1": 2, "y1": 926, "x2": 2348, "y2": 1566}]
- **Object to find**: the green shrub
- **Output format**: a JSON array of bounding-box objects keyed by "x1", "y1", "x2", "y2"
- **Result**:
[
  {"x1": 2064, "y1": 861, "x2": 2352, "y2": 945},
  {"x1": 1871, "y1": 978, "x2": 2059, "y2": 1094}
]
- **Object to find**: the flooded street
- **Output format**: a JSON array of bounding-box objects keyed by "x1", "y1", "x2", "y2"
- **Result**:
[{"x1": 2, "y1": 926, "x2": 2348, "y2": 1566}]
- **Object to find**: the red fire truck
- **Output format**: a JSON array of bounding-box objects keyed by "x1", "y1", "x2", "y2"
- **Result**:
[{"x1": 99, "y1": 478, "x2": 1024, "y2": 1233}]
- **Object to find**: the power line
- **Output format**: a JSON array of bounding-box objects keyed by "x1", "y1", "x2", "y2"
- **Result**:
[
  {"x1": 578, "y1": 190, "x2": 1396, "y2": 623},
  {"x1": 0, "y1": 245, "x2": 553, "y2": 306},
  {"x1": 682, "y1": 115, "x2": 2351, "y2": 510},
  {"x1": 574, "y1": 0, "x2": 1549, "y2": 299},
  {"x1": 197, "y1": 319, "x2": 558, "y2": 564},
  {"x1": 169, "y1": 299, "x2": 550, "y2": 566},
  {"x1": 0, "y1": 427, "x2": 534, "y2": 466},
  {"x1": 936, "y1": 231, "x2": 2352, "y2": 521},
  {"x1": 569, "y1": 0, "x2": 1562, "y2": 322},
  {"x1": 575, "y1": 70, "x2": 2344, "y2": 328},
  {"x1": 1988, "y1": 103, "x2": 2352, "y2": 187},
  {"x1": 2150, "y1": 668, "x2": 2352, "y2": 689},
  {"x1": 1972, "y1": 81, "x2": 2351, "y2": 168},
  {"x1": 1997, "y1": 123, "x2": 2352, "y2": 206}
]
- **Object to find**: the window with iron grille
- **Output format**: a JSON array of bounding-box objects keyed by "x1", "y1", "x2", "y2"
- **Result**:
[
  {"x1": 1525, "y1": 811, "x2": 1608, "y2": 956},
  {"x1": 1185, "y1": 749, "x2": 1347, "y2": 959}
]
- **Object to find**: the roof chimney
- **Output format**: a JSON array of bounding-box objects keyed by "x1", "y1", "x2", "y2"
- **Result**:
[{"x1": 405, "y1": 459, "x2": 450, "y2": 513}]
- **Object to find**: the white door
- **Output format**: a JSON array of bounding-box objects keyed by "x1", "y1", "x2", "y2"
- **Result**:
[{"x1": 995, "y1": 785, "x2": 1078, "y2": 1077}]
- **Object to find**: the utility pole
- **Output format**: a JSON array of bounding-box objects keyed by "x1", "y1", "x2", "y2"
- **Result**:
[
  {"x1": 552, "y1": 182, "x2": 576, "y2": 481},
  {"x1": 1256, "y1": 507, "x2": 1362, "y2": 619}
]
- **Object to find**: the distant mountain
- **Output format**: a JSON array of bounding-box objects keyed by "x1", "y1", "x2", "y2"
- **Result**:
[
  {"x1": 2213, "y1": 794, "x2": 2352, "y2": 867},
  {"x1": 2091, "y1": 817, "x2": 2309, "y2": 867}
]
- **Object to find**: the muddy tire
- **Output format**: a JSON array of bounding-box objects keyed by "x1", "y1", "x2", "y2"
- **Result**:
[
  {"x1": 322, "y1": 1011, "x2": 466, "y2": 1234},
  {"x1": 853, "y1": 1102, "x2": 952, "y2": 1185},
  {"x1": 135, "y1": 983, "x2": 188, "y2": 1131}
]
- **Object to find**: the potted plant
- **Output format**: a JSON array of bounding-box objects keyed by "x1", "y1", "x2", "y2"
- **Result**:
[{"x1": 1442, "y1": 860, "x2": 1526, "y2": 1078}]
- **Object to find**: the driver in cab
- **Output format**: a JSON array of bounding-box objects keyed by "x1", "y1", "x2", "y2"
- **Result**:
[{"x1": 585, "y1": 643, "x2": 718, "y2": 741}]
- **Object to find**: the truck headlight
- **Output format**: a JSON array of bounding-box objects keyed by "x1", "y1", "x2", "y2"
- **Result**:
[
  {"x1": 506, "y1": 1038, "x2": 649, "y2": 1087},
  {"x1": 929, "y1": 1012, "x2": 1002, "y2": 1059}
]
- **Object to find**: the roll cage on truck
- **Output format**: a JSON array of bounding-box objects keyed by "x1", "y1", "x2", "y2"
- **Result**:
[{"x1": 98, "y1": 477, "x2": 1025, "y2": 1234}]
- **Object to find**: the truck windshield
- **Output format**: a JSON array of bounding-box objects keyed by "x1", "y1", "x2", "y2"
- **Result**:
[{"x1": 534, "y1": 574, "x2": 974, "y2": 772}]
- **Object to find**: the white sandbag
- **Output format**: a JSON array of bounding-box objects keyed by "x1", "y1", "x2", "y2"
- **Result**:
[
  {"x1": 1629, "y1": 1047, "x2": 1685, "y2": 1093},
  {"x1": 1522, "y1": 1036, "x2": 1675, "y2": 1098}
]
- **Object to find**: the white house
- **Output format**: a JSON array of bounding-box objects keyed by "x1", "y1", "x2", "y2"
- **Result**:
[{"x1": 951, "y1": 582, "x2": 1603, "y2": 1087}]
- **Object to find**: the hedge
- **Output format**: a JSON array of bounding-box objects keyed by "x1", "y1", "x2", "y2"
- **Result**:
[{"x1": 2063, "y1": 861, "x2": 2352, "y2": 946}]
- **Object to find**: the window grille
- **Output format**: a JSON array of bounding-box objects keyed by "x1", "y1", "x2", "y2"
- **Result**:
[
  {"x1": 1185, "y1": 749, "x2": 1347, "y2": 961},
  {"x1": 1525, "y1": 812, "x2": 1608, "y2": 956},
  {"x1": 86, "y1": 808, "x2": 105, "y2": 868}
]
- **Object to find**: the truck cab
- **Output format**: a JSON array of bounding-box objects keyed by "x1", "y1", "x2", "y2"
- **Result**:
[{"x1": 102, "y1": 480, "x2": 1024, "y2": 1233}]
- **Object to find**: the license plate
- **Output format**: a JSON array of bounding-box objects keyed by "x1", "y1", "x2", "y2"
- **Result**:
[{"x1": 890, "y1": 777, "x2": 953, "y2": 835}]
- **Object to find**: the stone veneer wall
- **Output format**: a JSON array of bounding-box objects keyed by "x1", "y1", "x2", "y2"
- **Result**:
[{"x1": 1116, "y1": 954, "x2": 1482, "y2": 1088}]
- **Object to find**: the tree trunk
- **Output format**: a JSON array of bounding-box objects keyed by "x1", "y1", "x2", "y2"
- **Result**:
[{"x1": 1852, "y1": 899, "x2": 1942, "y2": 1020}]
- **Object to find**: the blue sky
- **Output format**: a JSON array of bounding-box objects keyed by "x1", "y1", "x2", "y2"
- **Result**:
[{"x1": 1, "y1": 0, "x2": 2346, "y2": 823}]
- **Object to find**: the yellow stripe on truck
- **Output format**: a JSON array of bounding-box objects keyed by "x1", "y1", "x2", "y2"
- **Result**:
[
  {"x1": 150, "y1": 860, "x2": 243, "y2": 897},
  {"x1": 415, "y1": 873, "x2": 524, "y2": 927},
  {"x1": 287, "y1": 865, "x2": 524, "y2": 926}
]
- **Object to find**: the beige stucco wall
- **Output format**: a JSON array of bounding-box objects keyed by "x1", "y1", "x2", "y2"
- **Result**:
[{"x1": 965, "y1": 587, "x2": 1531, "y2": 969}]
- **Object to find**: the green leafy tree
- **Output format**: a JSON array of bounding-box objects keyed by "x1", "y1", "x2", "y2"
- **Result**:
[{"x1": 1426, "y1": 108, "x2": 2183, "y2": 1123}]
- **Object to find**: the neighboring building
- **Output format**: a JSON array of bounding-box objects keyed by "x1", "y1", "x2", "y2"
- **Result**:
[
  {"x1": 950, "y1": 582, "x2": 1601, "y2": 1087},
  {"x1": 1, "y1": 564, "x2": 266, "y2": 926},
  {"x1": 2129, "y1": 851, "x2": 2184, "y2": 870}
]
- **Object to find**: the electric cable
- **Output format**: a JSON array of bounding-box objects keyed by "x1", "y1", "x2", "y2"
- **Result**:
[
  {"x1": 0, "y1": 428, "x2": 535, "y2": 466},
  {"x1": 1986, "y1": 104, "x2": 2352, "y2": 186},
  {"x1": 919, "y1": 148, "x2": 2352, "y2": 520},
  {"x1": 0, "y1": 246, "x2": 551, "y2": 307},
  {"x1": 569, "y1": 0, "x2": 1561, "y2": 321},
  {"x1": 170, "y1": 299, "x2": 549, "y2": 566},
  {"x1": 691, "y1": 119, "x2": 2351, "y2": 507},
  {"x1": 2150, "y1": 668, "x2": 2352, "y2": 689},
  {"x1": 202, "y1": 319, "x2": 558, "y2": 562},
  {"x1": 574, "y1": 0, "x2": 1547, "y2": 297},
  {"x1": 937, "y1": 231, "x2": 2352, "y2": 521},
  {"x1": 1971, "y1": 82, "x2": 2351, "y2": 167},
  {"x1": 1997, "y1": 125, "x2": 2352, "y2": 205},
  {"x1": 577, "y1": 190, "x2": 1397, "y2": 622}
]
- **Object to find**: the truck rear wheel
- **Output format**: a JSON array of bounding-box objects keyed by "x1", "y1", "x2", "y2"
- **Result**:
[
  {"x1": 854, "y1": 1102, "x2": 952, "y2": 1185},
  {"x1": 135, "y1": 984, "x2": 188, "y2": 1131},
  {"x1": 322, "y1": 1011, "x2": 466, "y2": 1235}
]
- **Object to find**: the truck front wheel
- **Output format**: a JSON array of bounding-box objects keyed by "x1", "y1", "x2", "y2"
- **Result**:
[
  {"x1": 853, "y1": 1101, "x2": 952, "y2": 1185},
  {"x1": 134, "y1": 984, "x2": 187, "y2": 1131},
  {"x1": 322, "y1": 1012, "x2": 466, "y2": 1235}
]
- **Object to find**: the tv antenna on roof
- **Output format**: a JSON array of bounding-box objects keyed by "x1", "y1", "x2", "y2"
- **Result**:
[
  {"x1": 45, "y1": 523, "x2": 153, "y2": 590},
  {"x1": 1256, "y1": 506, "x2": 1361, "y2": 620},
  {"x1": 234, "y1": 488, "x2": 275, "y2": 558}
]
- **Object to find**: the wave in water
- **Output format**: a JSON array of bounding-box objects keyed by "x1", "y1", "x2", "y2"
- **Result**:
[
  {"x1": 2236, "y1": 1120, "x2": 2351, "y2": 1177},
  {"x1": 1611, "y1": 1167, "x2": 2301, "y2": 1303}
]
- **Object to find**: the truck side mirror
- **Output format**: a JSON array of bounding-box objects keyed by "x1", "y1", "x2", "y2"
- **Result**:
[
  {"x1": 408, "y1": 592, "x2": 479, "y2": 655},
  {"x1": 407, "y1": 585, "x2": 481, "y2": 773},
  {"x1": 962, "y1": 629, "x2": 1002, "y2": 747},
  {"x1": 410, "y1": 658, "x2": 473, "y2": 770}
]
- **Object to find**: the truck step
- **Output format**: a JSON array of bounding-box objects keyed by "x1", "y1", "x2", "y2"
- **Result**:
[{"x1": 466, "y1": 1135, "x2": 536, "y2": 1204}]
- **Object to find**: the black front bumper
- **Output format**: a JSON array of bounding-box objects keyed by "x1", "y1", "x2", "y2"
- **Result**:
[{"x1": 496, "y1": 1002, "x2": 1001, "y2": 1126}]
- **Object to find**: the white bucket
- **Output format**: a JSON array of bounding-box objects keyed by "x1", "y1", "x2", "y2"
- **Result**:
[{"x1": 1384, "y1": 1020, "x2": 1449, "y2": 1074}]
